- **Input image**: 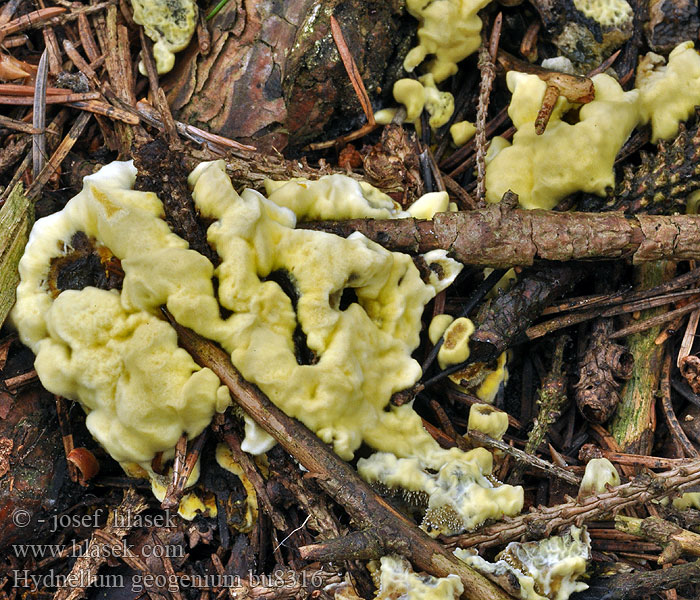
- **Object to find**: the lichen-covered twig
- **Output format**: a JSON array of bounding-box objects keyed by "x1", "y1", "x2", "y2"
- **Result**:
[
  {"x1": 0, "y1": 183, "x2": 31, "y2": 329},
  {"x1": 302, "y1": 204, "x2": 700, "y2": 268},
  {"x1": 610, "y1": 261, "x2": 676, "y2": 454},
  {"x1": 616, "y1": 515, "x2": 700, "y2": 564},
  {"x1": 510, "y1": 336, "x2": 569, "y2": 483},
  {"x1": 475, "y1": 17, "x2": 500, "y2": 203},
  {"x1": 165, "y1": 312, "x2": 512, "y2": 600},
  {"x1": 451, "y1": 458, "x2": 700, "y2": 550}
]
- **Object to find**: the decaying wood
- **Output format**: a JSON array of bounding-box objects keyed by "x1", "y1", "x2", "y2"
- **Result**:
[
  {"x1": 164, "y1": 311, "x2": 512, "y2": 600},
  {"x1": 302, "y1": 204, "x2": 700, "y2": 268},
  {"x1": 572, "y1": 559, "x2": 700, "y2": 600},
  {"x1": 54, "y1": 488, "x2": 148, "y2": 600},
  {"x1": 133, "y1": 138, "x2": 217, "y2": 263}
]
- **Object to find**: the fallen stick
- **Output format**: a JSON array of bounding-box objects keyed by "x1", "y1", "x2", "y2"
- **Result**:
[
  {"x1": 301, "y1": 202, "x2": 700, "y2": 267},
  {"x1": 451, "y1": 459, "x2": 700, "y2": 550},
  {"x1": 569, "y1": 559, "x2": 700, "y2": 600},
  {"x1": 164, "y1": 310, "x2": 512, "y2": 600}
]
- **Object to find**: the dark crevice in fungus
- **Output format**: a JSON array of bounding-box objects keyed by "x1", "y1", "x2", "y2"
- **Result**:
[
  {"x1": 263, "y1": 269, "x2": 318, "y2": 366},
  {"x1": 47, "y1": 231, "x2": 124, "y2": 298}
]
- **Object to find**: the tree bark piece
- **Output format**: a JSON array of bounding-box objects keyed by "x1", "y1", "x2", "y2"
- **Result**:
[
  {"x1": 164, "y1": 311, "x2": 511, "y2": 600},
  {"x1": 302, "y1": 206, "x2": 700, "y2": 268},
  {"x1": 167, "y1": 0, "x2": 407, "y2": 152}
]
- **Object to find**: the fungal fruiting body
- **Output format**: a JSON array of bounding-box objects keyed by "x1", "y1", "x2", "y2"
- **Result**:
[
  {"x1": 358, "y1": 443, "x2": 523, "y2": 537},
  {"x1": 130, "y1": 0, "x2": 197, "y2": 75},
  {"x1": 403, "y1": 0, "x2": 492, "y2": 83},
  {"x1": 486, "y1": 41, "x2": 700, "y2": 209},
  {"x1": 12, "y1": 161, "x2": 481, "y2": 520},
  {"x1": 636, "y1": 41, "x2": 700, "y2": 142},
  {"x1": 579, "y1": 458, "x2": 621, "y2": 497},
  {"x1": 485, "y1": 71, "x2": 640, "y2": 210},
  {"x1": 467, "y1": 404, "x2": 509, "y2": 440},
  {"x1": 369, "y1": 555, "x2": 464, "y2": 600},
  {"x1": 456, "y1": 526, "x2": 592, "y2": 600}
]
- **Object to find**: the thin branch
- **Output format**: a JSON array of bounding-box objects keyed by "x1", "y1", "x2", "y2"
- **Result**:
[
  {"x1": 301, "y1": 208, "x2": 700, "y2": 267},
  {"x1": 451, "y1": 459, "x2": 700, "y2": 550},
  {"x1": 467, "y1": 430, "x2": 580, "y2": 486},
  {"x1": 163, "y1": 310, "x2": 511, "y2": 600}
]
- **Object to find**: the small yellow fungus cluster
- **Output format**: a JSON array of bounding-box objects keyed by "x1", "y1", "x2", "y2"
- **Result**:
[
  {"x1": 438, "y1": 317, "x2": 475, "y2": 370},
  {"x1": 215, "y1": 444, "x2": 259, "y2": 532},
  {"x1": 467, "y1": 404, "x2": 509, "y2": 440},
  {"x1": 456, "y1": 526, "x2": 592, "y2": 600},
  {"x1": 403, "y1": 0, "x2": 492, "y2": 83},
  {"x1": 380, "y1": 0, "x2": 494, "y2": 133},
  {"x1": 636, "y1": 42, "x2": 700, "y2": 142},
  {"x1": 386, "y1": 76, "x2": 456, "y2": 132},
  {"x1": 579, "y1": 458, "x2": 620, "y2": 497},
  {"x1": 369, "y1": 556, "x2": 464, "y2": 600},
  {"x1": 429, "y1": 314, "x2": 509, "y2": 403},
  {"x1": 485, "y1": 72, "x2": 640, "y2": 210},
  {"x1": 573, "y1": 0, "x2": 633, "y2": 28},
  {"x1": 486, "y1": 41, "x2": 700, "y2": 209},
  {"x1": 672, "y1": 492, "x2": 700, "y2": 510},
  {"x1": 130, "y1": 0, "x2": 197, "y2": 75},
  {"x1": 263, "y1": 174, "x2": 451, "y2": 221},
  {"x1": 358, "y1": 440, "x2": 523, "y2": 537},
  {"x1": 264, "y1": 175, "x2": 406, "y2": 221},
  {"x1": 450, "y1": 120, "x2": 477, "y2": 146}
]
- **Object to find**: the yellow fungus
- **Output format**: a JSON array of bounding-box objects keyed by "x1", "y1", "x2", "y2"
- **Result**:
[
  {"x1": 579, "y1": 458, "x2": 621, "y2": 497},
  {"x1": 130, "y1": 0, "x2": 197, "y2": 75},
  {"x1": 438, "y1": 317, "x2": 475, "y2": 369},
  {"x1": 636, "y1": 42, "x2": 700, "y2": 142},
  {"x1": 404, "y1": 0, "x2": 492, "y2": 83},
  {"x1": 467, "y1": 404, "x2": 509, "y2": 440},
  {"x1": 450, "y1": 120, "x2": 477, "y2": 146}
]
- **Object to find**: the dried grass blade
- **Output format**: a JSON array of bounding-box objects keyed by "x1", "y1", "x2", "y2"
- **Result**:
[{"x1": 32, "y1": 49, "x2": 48, "y2": 179}]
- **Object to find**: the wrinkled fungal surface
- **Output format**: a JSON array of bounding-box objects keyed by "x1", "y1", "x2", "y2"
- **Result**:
[
  {"x1": 12, "y1": 161, "x2": 474, "y2": 521},
  {"x1": 457, "y1": 526, "x2": 592, "y2": 600}
]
